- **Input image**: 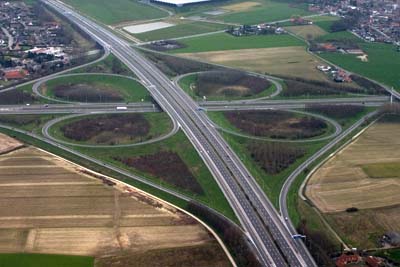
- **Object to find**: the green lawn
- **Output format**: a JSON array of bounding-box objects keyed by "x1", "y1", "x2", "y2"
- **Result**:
[
  {"x1": 0, "y1": 253, "x2": 93, "y2": 267},
  {"x1": 135, "y1": 21, "x2": 226, "y2": 41},
  {"x1": 362, "y1": 162, "x2": 400, "y2": 178},
  {"x1": 171, "y1": 32, "x2": 305, "y2": 53},
  {"x1": 320, "y1": 42, "x2": 400, "y2": 91},
  {"x1": 316, "y1": 30, "x2": 361, "y2": 43},
  {"x1": 43, "y1": 74, "x2": 150, "y2": 103},
  {"x1": 48, "y1": 112, "x2": 173, "y2": 145},
  {"x1": 218, "y1": 1, "x2": 312, "y2": 25},
  {"x1": 63, "y1": 0, "x2": 168, "y2": 25},
  {"x1": 311, "y1": 15, "x2": 340, "y2": 32}
]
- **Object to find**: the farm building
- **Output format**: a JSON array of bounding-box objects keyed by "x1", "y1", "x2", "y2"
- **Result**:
[{"x1": 152, "y1": 0, "x2": 210, "y2": 6}]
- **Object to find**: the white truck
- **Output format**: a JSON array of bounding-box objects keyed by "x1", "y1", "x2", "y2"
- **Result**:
[{"x1": 116, "y1": 106, "x2": 127, "y2": 110}]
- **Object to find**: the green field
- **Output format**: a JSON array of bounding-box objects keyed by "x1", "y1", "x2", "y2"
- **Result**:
[
  {"x1": 135, "y1": 21, "x2": 226, "y2": 41},
  {"x1": 320, "y1": 42, "x2": 400, "y2": 91},
  {"x1": 63, "y1": 0, "x2": 168, "y2": 25},
  {"x1": 0, "y1": 253, "x2": 94, "y2": 267},
  {"x1": 71, "y1": 54, "x2": 135, "y2": 76},
  {"x1": 316, "y1": 30, "x2": 361, "y2": 42},
  {"x1": 0, "y1": 114, "x2": 63, "y2": 134},
  {"x1": 217, "y1": 1, "x2": 312, "y2": 25},
  {"x1": 311, "y1": 15, "x2": 340, "y2": 32},
  {"x1": 171, "y1": 32, "x2": 304, "y2": 53},
  {"x1": 362, "y1": 162, "x2": 400, "y2": 178},
  {"x1": 375, "y1": 248, "x2": 400, "y2": 264},
  {"x1": 43, "y1": 74, "x2": 150, "y2": 103},
  {"x1": 48, "y1": 112, "x2": 172, "y2": 145}
]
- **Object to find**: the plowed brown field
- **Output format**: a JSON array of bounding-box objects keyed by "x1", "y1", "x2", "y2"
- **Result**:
[{"x1": 0, "y1": 142, "x2": 231, "y2": 266}]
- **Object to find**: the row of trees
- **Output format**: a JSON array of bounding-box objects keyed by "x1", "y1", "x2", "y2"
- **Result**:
[
  {"x1": 187, "y1": 201, "x2": 261, "y2": 267},
  {"x1": 0, "y1": 90, "x2": 36, "y2": 105},
  {"x1": 281, "y1": 76, "x2": 387, "y2": 97},
  {"x1": 144, "y1": 52, "x2": 216, "y2": 77},
  {"x1": 306, "y1": 104, "x2": 365, "y2": 119},
  {"x1": 248, "y1": 142, "x2": 305, "y2": 174}
]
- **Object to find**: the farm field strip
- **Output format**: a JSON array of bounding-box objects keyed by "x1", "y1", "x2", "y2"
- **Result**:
[
  {"x1": 305, "y1": 116, "x2": 400, "y2": 247},
  {"x1": 180, "y1": 46, "x2": 328, "y2": 81},
  {"x1": 0, "y1": 143, "x2": 229, "y2": 266}
]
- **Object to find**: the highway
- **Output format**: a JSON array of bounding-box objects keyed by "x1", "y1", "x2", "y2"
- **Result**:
[
  {"x1": 0, "y1": 95, "x2": 387, "y2": 114},
  {"x1": 42, "y1": 0, "x2": 317, "y2": 266}
]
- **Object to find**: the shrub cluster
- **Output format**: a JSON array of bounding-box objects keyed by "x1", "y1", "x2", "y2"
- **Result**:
[
  {"x1": 281, "y1": 76, "x2": 387, "y2": 97},
  {"x1": 225, "y1": 110, "x2": 327, "y2": 139},
  {"x1": 53, "y1": 83, "x2": 123, "y2": 102},
  {"x1": 61, "y1": 114, "x2": 149, "y2": 142},
  {"x1": 196, "y1": 71, "x2": 271, "y2": 97},
  {"x1": 0, "y1": 90, "x2": 36, "y2": 104},
  {"x1": 306, "y1": 104, "x2": 365, "y2": 119},
  {"x1": 115, "y1": 151, "x2": 204, "y2": 194},
  {"x1": 144, "y1": 51, "x2": 216, "y2": 76}
]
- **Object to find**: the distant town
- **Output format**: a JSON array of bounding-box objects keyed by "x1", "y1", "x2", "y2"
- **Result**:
[
  {"x1": 0, "y1": 1, "x2": 98, "y2": 88},
  {"x1": 309, "y1": 0, "x2": 399, "y2": 44}
]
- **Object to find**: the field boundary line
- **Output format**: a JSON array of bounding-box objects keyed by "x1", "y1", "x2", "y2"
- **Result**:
[
  {"x1": 33, "y1": 146, "x2": 238, "y2": 267},
  {"x1": 298, "y1": 114, "x2": 382, "y2": 250}
]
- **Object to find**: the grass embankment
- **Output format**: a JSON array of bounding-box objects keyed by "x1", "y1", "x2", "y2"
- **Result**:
[
  {"x1": 170, "y1": 32, "x2": 304, "y2": 53},
  {"x1": 48, "y1": 113, "x2": 172, "y2": 146},
  {"x1": 42, "y1": 74, "x2": 150, "y2": 103},
  {"x1": 0, "y1": 114, "x2": 63, "y2": 134},
  {"x1": 71, "y1": 54, "x2": 135, "y2": 76},
  {"x1": 0, "y1": 253, "x2": 94, "y2": 267},
  {"x1": 62, "y1": 0, "x2": 167, "y2": 25},
  {"x1": 135, "y1": 21, "x2": 226, "y2": 41}
]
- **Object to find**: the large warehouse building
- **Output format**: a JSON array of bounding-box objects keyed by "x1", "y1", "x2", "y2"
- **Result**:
[{"x1": 152, "y1": 0, "x2": 211, "y2": 7}]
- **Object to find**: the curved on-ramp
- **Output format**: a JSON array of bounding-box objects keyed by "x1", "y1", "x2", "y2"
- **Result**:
[
  {"x1": 210, "y1": 109, "x2": 342, "y2": 143},
  {"x1": 41, "y1": 112, "x2": 179, "y2": 148}
]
